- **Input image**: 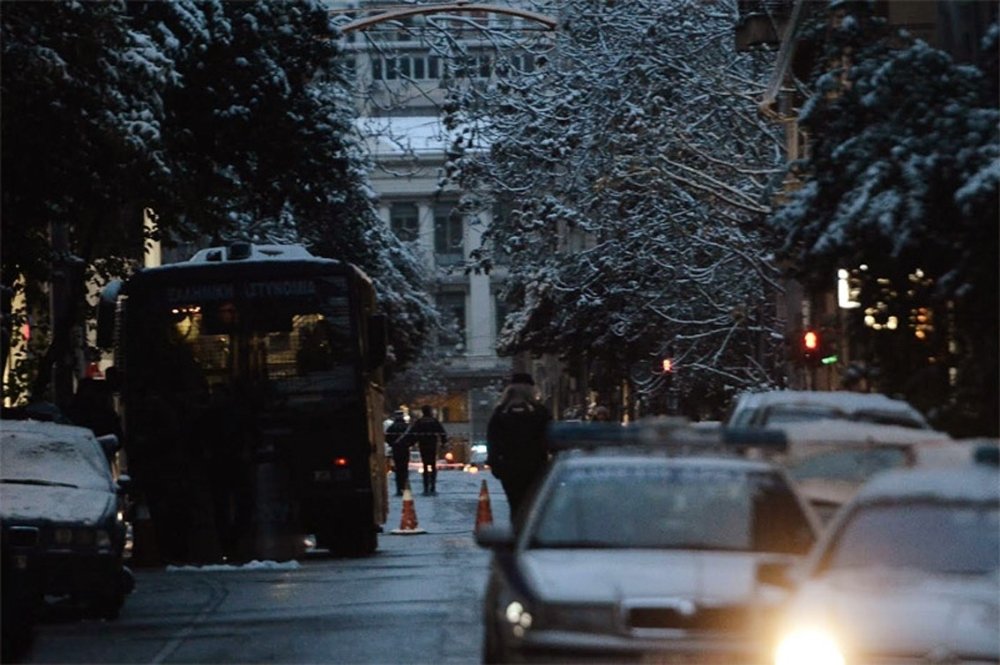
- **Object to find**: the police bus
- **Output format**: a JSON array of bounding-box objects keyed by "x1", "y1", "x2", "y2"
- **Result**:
[{"x1": 98, "y1": 243, "x2": 388, "y2": 563}]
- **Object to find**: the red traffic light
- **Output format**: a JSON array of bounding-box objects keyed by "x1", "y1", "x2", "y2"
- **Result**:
[
  {"x1": 802, "y1": 330, "x2": 820, "y2": 352},
  {"x1": 661, "y1": 358, "x2": 674, "y2": 373}
]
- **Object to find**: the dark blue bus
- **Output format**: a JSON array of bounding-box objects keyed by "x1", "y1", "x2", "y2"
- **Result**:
[{"x1": 98, "y1": 243, "x2": 388, "y2": 563}]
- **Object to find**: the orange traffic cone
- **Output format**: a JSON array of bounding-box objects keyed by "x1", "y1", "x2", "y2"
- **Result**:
[
  {"x1": 475, "y1": 479, "x2": 493, "y2": 531},
  {"x1": 390, "y1": 487, "x2": 426, "y2": 535}
]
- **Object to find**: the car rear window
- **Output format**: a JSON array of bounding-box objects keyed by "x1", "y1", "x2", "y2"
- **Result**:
[
  {"x1": 788, "y1": 448, "x2": 909, "y2": 483},
  {"x1": 529, "y1": 465, "x2": 815, "y2": 555}
]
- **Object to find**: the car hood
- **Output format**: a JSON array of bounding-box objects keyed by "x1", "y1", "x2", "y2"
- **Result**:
[
  {"x1": 520, "y1": 549, "x2": 772, "y2": 605},
  {"x1": 1, "y1": 484, "x2": 116, "y2": 525},
  {"x1": 790, "y1": 568, "x2": 1000, "y2": 659}
]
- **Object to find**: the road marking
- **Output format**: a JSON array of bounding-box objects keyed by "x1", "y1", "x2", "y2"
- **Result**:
[{"x1": 149, "y1": 578, "x2": 228, "y2": 664}]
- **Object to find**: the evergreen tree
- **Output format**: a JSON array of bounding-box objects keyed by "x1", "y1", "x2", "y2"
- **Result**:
[
  {"x1": 771, "y1": 4, "x2": 998, "y2": 434},
  {"x1": 1, "y1": 1, "x2": 435, "y2": 401}
]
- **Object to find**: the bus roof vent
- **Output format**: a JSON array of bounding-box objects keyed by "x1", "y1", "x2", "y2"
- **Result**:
[
  {"x1": 227, "y1": 242, "x2": 253, "y2": 261},
  {"x1": 187, "y1": 243, "x2": 318, "y2": 264}
]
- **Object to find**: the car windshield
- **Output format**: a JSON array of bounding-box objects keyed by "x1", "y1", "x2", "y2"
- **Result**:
[
  {"x1": 0, "y1": 432, "x2": 111, "y2": 491},
  {"x1": 528, "y1": 464, "x2": 815, "y2": 554},
  {"x1": 819, "y1": 501, "x2": 1000, "y2": 575}
]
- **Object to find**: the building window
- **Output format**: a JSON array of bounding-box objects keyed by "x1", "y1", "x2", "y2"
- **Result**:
[
  {"x1": 390, "y1": 203, "x2": 419, "y2": 242},
  {"x1": 434, "y1": 204, "x2": 464, "y2": 264},
  {"x1": 437, "y1": 291, "x2": 466, "y2": 352}
]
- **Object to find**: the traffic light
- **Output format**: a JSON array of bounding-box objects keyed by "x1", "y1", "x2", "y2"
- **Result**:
[
  {"x1": 660, "y1": 345, "x2": 676, "y2": 374},
  {"x1": 801, "y1": 328, "x2": 821, "y2": 364}
]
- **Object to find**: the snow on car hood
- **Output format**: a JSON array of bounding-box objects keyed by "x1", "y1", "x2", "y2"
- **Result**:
[
  {"x1": 1, "y1": 484, "x2": 116, "y2": 524},
  {"x1": 791, "y1": 568, "x2": 1000, "y2": 659},
  {"x1": 520, "y1": 549, "x2": 768, "y2": 605}
]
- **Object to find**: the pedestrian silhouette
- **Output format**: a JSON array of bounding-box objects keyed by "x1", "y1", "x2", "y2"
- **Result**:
[
  {"x1": 385, "y1": 410, "x2": 411, "y2": 496},
  {"x1": 486, "y1": 373, "x2": 552, "y2": 526},
  {"x1": 409, "y1": 405, "x2": 447, "y2": 495}
]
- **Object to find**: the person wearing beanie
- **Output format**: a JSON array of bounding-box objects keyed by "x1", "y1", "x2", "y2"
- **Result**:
[{"x1": 486, "y1": 373, "x2": 552, "y2": 525}]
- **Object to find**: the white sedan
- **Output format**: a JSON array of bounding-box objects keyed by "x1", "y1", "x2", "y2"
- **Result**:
[{"x1": 771, "y1": 452, "x2": 999, "y2": 665}]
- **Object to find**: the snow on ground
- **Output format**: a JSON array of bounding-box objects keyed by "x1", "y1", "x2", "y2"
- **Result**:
[{"x1": 166, "y1": 560, "x2": 302, "y2": 572}]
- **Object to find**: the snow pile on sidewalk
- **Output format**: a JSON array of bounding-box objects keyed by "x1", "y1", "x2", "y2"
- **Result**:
[{"x1": 166, "y1": 560, "x2": 301, "y2": 572}]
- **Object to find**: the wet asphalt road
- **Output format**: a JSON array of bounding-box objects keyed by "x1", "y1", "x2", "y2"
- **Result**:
[{"x1": 20, "y1": 470, "x2": 509, "y2": 664}]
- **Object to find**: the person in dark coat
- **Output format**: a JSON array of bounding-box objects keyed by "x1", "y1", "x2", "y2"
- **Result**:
[
  {"x1": 486, "y1": 373, "x2": 552, "y2": 524},
  {"x1": 409, "y1": 405, "x2": 448, "y2": 495},
  {"x1": 385, "y1": 410, "x2": 412, "y2": 496}
]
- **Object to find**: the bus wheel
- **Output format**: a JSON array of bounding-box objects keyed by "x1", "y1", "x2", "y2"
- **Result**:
[{"x1": 329, "y1": 526, "x2": 376, "y2": 558}]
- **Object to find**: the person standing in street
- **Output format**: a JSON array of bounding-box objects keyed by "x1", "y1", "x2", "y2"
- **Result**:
[
  {"x1": 486, "y1": 373, "x2": 552, "y2": 524},
  {"x1": 409, "y1": 405, "x2": 447, "y2": 495},
  {"x1": 385, "y1": 410, "x2": 412, "y2": 496}
]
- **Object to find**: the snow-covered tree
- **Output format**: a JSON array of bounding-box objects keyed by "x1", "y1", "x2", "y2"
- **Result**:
[
  {"x1": 443, "y1": 0, "x2": 786, "y2": 413},
  {"x1": 131, "y1": 0, "x2": 437, "y2": 369},
  {"x1": 771, "y1": 3, "x2": 998, "y2": 434},
  {"x1": 1, "y1": 0, "x2": 174, "y2": 400},
  {"x1": 1, "y1": 1, "x2": 436, "y2": 401}
]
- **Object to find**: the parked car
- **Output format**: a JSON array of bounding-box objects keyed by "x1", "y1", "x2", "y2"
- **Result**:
[
  {"x1": 769, "y1": 453, "x2": 999, "y2": 665},
  {"x1": 765, "y1": 419, "x2": 953, "y2": 522},
  {"x1": 475, "y1": 420, "x2": 821, "y2": 664},
  {"x1": 0, "y1": 420, "x2": 133, "y2": 620},
  {"x1": 468, "y1": 442, "x2": 489, "y2": 468},
  {"x1": 724, "y1": 390, "x2": 931, "y2": 430}
]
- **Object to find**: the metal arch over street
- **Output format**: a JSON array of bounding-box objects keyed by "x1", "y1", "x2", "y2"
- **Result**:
[{"x1": 335, "y1": 3, "x2": 558, "y2": 34}]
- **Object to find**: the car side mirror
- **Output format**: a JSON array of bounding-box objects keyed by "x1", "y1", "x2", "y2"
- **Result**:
[
  {"x1": 97, "y1": 433, "x2": 121, "y2": 460},
  {"x1": 474, "y1": 524, "x2": 515, "y2": 550},
  {"x1": 116, "y1": 474, "x2": 132, "y2": 495}
]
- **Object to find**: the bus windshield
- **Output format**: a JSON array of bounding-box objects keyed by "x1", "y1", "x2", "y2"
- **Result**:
[{"x1": 133, "y1": 276, "x2": 360, "y2": 403}]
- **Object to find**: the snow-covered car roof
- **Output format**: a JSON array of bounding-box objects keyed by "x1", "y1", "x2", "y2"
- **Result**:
[
  {"x1": 853, "y1": 462, "x2": 999, "y2": 504},
  {"x1": 727, "y1": 390, "x2": 929, "y2": 428}
]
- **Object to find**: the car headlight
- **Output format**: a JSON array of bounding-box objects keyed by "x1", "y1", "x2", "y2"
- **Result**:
[
  {"x1": 505, "y1": 600, "x2": 534, "y2": 637},
  {"x1": 775, "y1": 627, "x2": 845, "y2": 665},
  {"x1": 95, "y1": 529, "x2": 112, "y2": 548}
]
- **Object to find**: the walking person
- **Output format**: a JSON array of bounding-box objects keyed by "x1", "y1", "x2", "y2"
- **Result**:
[
  {"x1": 385, "y1": 410, "x2": 412, "y2": 496},
  {"x1": 486, "y1": 373, "x2": 552, "y2": 525},
  {"x1": 409, "y1": 405, "x2": 447, "y2": 495}
]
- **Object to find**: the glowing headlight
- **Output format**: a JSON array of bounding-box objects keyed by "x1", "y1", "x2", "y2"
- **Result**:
[
  {"x1": 775, "y1": 627, "x2": 845, "y2": 665},
  {"x1": 504, "y1": 601, "x2": 534, "y2": 637}
]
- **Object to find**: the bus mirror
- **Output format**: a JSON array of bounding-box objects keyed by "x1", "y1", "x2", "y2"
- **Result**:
[
  {"x1": 96, "y1": 280, "x2": 122, "y2": 349},
  {"x1": 368, "y1": 314, "x2": 387, "y2": 369}
]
